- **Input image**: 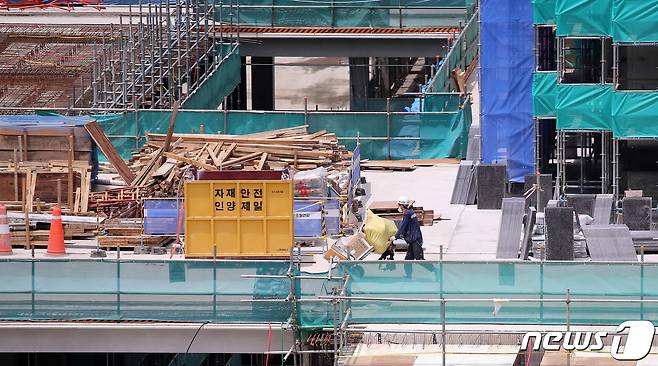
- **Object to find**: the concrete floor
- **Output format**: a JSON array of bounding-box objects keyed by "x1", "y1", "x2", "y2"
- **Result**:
[{"x1": 363, "y1": 164, "x2": 501, "y2": 261}]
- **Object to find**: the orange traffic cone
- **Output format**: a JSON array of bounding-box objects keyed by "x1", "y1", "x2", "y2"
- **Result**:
[
  {"x1": 0, "y1": 204, "x2": 12, "y2": 255},
  {"x1": 47, "y1": 205, "x2": 66, "y2": 255}
]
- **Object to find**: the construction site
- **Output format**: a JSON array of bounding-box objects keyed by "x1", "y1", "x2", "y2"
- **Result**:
[{"x1": 0, "y1": 0, "x2": 658, "y2": 365}]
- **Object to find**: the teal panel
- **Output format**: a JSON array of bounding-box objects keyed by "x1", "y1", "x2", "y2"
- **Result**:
[
  {"x1": 182, "y1": 47, "x2": 240, "y2": 110},
  {"x1": 555, "y1": 0, "x2": 612, "y2": 36},
  {"x1": 225, "y1": 112, "x2": 305, "y2": 134},
  {"x1": 216, "y1": 0, "x2": 468, "y2": 28},
  {"x1": 533, "y1": 72, "x2": 558, "y2": 117},
  {"x1": 307, "y1": 113, "x2": 387, "y2": 138},
  {"x1": 556, "y1": 84, "x2": 613, "y2": 130},
  {"x1": 352, "y1": 98, "x2": 416, "y2": 112},
  {"x1": 612, "y1": 92, "x2": 658, "y2": 138},
  {"x1": 533, "y1": 0, "x2": 556, "y2": 24},
  {"x1": 422, "y1": 94, "x2": 461, "y2": 112},
  {"x1": 611, "y1": 0, "x2": 658, "y2": 43}
]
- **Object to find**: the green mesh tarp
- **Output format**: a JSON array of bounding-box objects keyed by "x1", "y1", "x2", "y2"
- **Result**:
[
  {"x1": 422, "y1": 94, "x2": 461, "y2": 112},
  {"x1": 611, "y1": 0, "x2": 658, "y2": 42},
  {"x1": 336, "y1": 261, "x2": 658, "y2": 326},
  {"x1": 5, "y1": 259, "x2": 658, "y2": 326},
  {"x1": 182, "y1": 47, "x2": 241, "y2": 110},
  {"x1": 96, "y1": 109, "x2": 471, "y2": 160},
  {"x1": 556, "y1": 84, "x2": 613, "y2": 131},
  {"x1": 226, "y1": 112, "x2": 305, "y2": 134},
  {"x1": 533, "y1": 0, "x2": 555, "y2": 24},
  {"x1": 533, "y1": 72, "x2": 558, "y2": 117},
  {"x1": 426, "y1": 9, "x2": 478, "y2": 93},
  {"x1": 555, "y1": 0, "x2": 612, "y2": 36},
  {"x1": 612, "y1": 92, "x2": 658, "y2": 138},
  {"x1": 0, "y1": 259, "x2": 291, "y2": 323},
  {"x1": 352, "y1": 98, "x2": 416, "y2": 112},
  {"x1": 217, "y1": 0, "x2": 468, "y2": 28}
]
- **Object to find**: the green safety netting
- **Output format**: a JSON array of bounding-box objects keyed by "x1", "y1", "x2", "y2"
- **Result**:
[
  {"x1": 422, "y1": 94, "x2": 461, "y2": 112},
  {"x1": 555, "y1": 84, "x2": 613, "y2": 131},
  {"x1": 4, "y1": 259, "x2": 658, "y2": 327},
  {"x1": 532, "y1": 72, "x2": 558, "y2": 117},
  {"x1": 181, "y1": 46, "x2": 241, "y2": 110},
  {"x1": 217, "y1": 0, "x2": 468, "y2": 28},
  {"x1": 555, "y1": 0, "x2": 611, "y2": 37},
  {"x1": 426, "y1": 9, "x2": 478, "y2": 93},
  {"x1": 612, "y1": 92, "x2": 658, "y2": 138},
  {"x1": 611, "y1": 1, "x2": 658, "y2": 43},
  {"x1": 96, "y1": 109, "x2": 471, "y2": 161},
  {"x1": 532, "y1": 0, "x2": 555, "y2": 24},
  {"x1": 0, "y1": 259, "x2": 292, "y2": 323},
  {"x1": 351, "y1": 98, "x2": 416, "y2": 112}
]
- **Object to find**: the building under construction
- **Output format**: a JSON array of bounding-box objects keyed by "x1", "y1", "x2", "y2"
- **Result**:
[{"x1": 0, "y1": 0, "x2": 657, "y2": 365}]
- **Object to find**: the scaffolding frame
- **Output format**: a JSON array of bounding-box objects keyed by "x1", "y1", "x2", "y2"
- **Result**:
[
  {"x1": 72, "y1": 0, "x2": 238, "y2": 110},
  {"x1": 241, "y1": 244, "x2": 658, "y2": 366}
]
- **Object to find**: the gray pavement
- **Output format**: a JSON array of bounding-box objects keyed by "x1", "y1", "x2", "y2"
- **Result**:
[{"x1": 363, "y1": 164, "x2": 501, "y2": 261}]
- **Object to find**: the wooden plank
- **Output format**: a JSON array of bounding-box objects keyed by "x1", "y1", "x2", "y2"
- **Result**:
[
  {"x1": 206, "y1": 143, "x2": 223, "y2": 166},
  {"x1": 217, "y1": 143, "x2": 236, "y2": 164},
  {"x1": 158, "y1": 100, "x2": 180, "y2": 165},
  {"x1": 147, "y1": 133, "x2": 323, "y2": 146},
  {"x1": 67, "y1": 135, "x2": 74, "y2": 209},
  {"x1": 162, "y1": 152, "x2": 218, "y2": 171},
  {"x1": 257, "y1": 153, "x2": 268, "y2": 171},
  {"x1": 85, "y1": 121, "x2": 136, "y2": 184},
  {"x1": 73, "y1": 187, "x2": 81, "y2": 213},
  {"x1": 13, "y1": 149, "x2": 18, "y2": 201},
  {"x1": 220, "y1": 152, "x2": 262, "y2": 168},
  {"x1": 81, "y1": 171, "x2": 91, "y2": 213}
]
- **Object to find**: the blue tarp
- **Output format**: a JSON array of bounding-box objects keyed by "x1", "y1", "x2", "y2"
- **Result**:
[
  {"x1": 0, "y1": 115, "x2": 93, "y2": 127},
  {"x1": 480, "y1": 0, "x2": 535, "y2": 183}
]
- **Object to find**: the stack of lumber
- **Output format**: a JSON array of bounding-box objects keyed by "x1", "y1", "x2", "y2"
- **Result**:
[
  {"x1": 368, "y1": 201, "x2": 439, "y2": 226},
  {"x1": 125, "y1": 126, "x2": 351, "y2": 197},
  {"x1": 0, "y1": 160, "x2": 92, "y2": 214},
  {"x1": 8, "y1": 211, "x2": 100, "y2": 249},
  {"x1": 97, "y1": 218, "x2": 172, "y2": 248}
]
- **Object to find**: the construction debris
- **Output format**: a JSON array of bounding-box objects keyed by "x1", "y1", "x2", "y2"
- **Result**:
[{"x1": 121, "y1": 125, "x2": 351, "y2": 199}]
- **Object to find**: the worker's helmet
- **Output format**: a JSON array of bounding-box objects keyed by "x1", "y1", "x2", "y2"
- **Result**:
[{"x1": 397, "y1": 196, "x2": 412, "y2": 207}]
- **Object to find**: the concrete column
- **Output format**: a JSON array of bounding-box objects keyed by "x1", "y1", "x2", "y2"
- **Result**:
[
  {"x1": 349, "y1": 57, "x2": 369, "y2": 110},
  {"x1": 251, "y1": 56, "x2": 275, "y2": 110}
]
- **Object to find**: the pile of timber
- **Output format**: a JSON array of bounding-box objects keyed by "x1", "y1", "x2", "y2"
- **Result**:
[
  {"x1": 126, "y1": 126, "x2": 351, "y2": 197},
  {"x1": 368, "y1": 201, "x2": 439, "y2": 226},
  {"x1": 0, "y1": 160, "x2": 92, "y2": 214},
  {"x1": 97, "y1": 218, "x2": 172, "y2": 249},
  {"x1": 8, "y1": 211, "x2": 100, "y2": 249}
]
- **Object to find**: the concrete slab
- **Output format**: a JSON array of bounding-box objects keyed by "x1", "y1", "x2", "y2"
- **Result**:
[{"x1": 363, "y1": 165, "x2": 500, "y2": 260}]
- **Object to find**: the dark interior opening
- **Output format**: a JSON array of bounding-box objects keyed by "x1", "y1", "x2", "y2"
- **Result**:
[
  {"x1": 618, "y1": 45, "x2": 658, "y2": 90},
  {"x1": 537, "y1": 26, "x2": 557, "y2": 71},
  {"x1": 561, "y1": 38, "x2": 612, "y2": 84}
]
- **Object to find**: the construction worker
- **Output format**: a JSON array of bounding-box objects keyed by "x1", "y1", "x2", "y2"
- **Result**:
[{"x1": 390, "y1": 196, "x2": 425, "y2": 260}]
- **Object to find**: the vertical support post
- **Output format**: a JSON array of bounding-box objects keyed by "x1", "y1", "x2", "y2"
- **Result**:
[
  {"x1": 68, "y1": 135, "x2": 75, "y2": 210},
  {"x1": 613, "y1": 43, "x2": 619, "y2": 88},
  {"x1": 304, "y1": 96, "x2": 308, "y2": 126},
  {"x1": 612, "y1": 138, "x2": 619, "y2": 203},
  {"x1": 386, "y1": 97, "x2": 391, "y2": 160},
  {"x1": 600, "y1": 36, "x2": 605, "y2": 85},
  {"x1": 566, "y1": 289, "x2": 571, "y2": 366},
  {"x1": 439, "y1": 244, "x2": 445, "y2": 366},
  {"x1": 13, "y1": 149, "x2": 18, "y2": 201},
  {"x1": 167, "y1": 0, "x2": 174, "y2": 107},
  {"x1": 641, "y1": 245, "x2": 645, "y2": 320},
  {"x1": 213, "y1": 244, "x2": 217, "y2": 319},
  {"x1": 534, "y1": 118, "x2": 540, "y2": 173},
  {"x1": 117, "y1": 242, "x2": 121, "y2": 319},
  {"x1": 223, "y1": 96, "x2": 228, "y2": 133}
]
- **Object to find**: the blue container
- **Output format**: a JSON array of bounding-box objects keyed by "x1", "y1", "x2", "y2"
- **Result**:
[
  {"x1": 294, "y1": 201, "x2": 323, "y2": 238},
  {"x1": 143, "y1": 198, "x2": 184, "y2": 235}
]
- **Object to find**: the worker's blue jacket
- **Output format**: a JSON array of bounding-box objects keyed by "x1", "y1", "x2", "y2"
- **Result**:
[{"x1": 395, "y1": 208, "x2": 423, "y2": 243}]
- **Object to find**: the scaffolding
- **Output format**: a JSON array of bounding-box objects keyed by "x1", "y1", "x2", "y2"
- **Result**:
[{"x1": 77, "y1": 0, "x2": 237, "y2": 110}]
